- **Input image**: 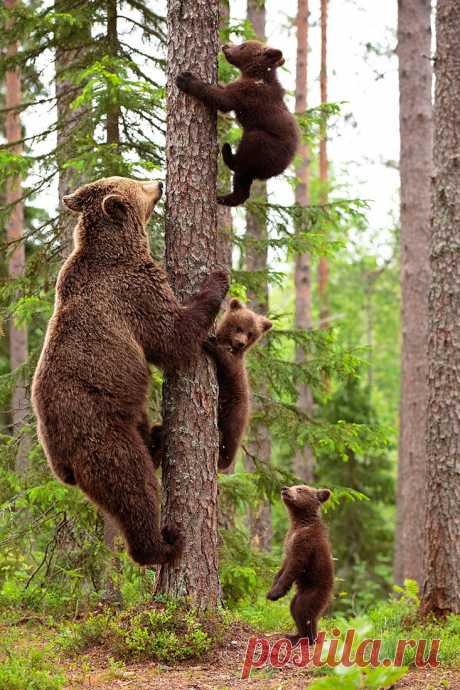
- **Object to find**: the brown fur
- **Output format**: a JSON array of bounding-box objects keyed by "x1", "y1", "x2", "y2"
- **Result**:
[
  {"x1": 267, "y1": 485, "x2": 334, "y2": 645},
  {"x1": 31, "y1": 176, "x2": 229, "y2": 566},
  {"x1": 176, "y1": 40, "x2": 299, "y2": 206},
  {"x1": 150, "y1": 299, "x2": 272, "y2": 470},
  {"x1": 203, "y1": 299, "x2": 272, "y2": 468}
]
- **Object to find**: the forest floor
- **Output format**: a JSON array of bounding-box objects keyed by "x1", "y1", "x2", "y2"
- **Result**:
[{"x1": 58, "y1": 624, "x2": 460, "y2": 690}]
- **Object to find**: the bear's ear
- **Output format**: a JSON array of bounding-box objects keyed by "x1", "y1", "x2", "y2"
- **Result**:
[
  {"x1": 229, "y1": 298, "x2": 243, "y2": 311},
  {"x1": 264, "y1": 47, "x2": 284, "y2": 68},
  {"x1": 260, "y1": 317, "x2": 273, "y2": 332},
  {"x1": 102, "y1": 193, "x2": 129, "y2": 221},
  {"x1": 317, "y1": 489, "x2": 331, "y2": 504},
  {"x1": 63, "y1": 188, "x2": 86, "y2": 213}
]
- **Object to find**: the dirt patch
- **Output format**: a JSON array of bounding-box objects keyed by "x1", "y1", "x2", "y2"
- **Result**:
[{"x1": 61, "y1": 626, "x2": 460, "y2": 690}]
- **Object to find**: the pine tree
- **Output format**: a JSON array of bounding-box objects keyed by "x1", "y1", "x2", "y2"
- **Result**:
[
  {"x1": 293, "y1": 0, "x2": 314, "y2": 482},
  {"x1": 394, "y1": 0, "x2": 432, "y2": 590},
  {"x1": 421, "y1": 0, "x2": 460, "y2": 616},
  {"x1": 156, "y1": 0, "x2": 222, "y2": 607},
  {"x1": 4, "y1": 0, "x2": 30, "y2": 473},
  {"x1": 317, "y1": 0, "x2": 329, "y2": 328},
  {"x1": 244, "y1": 0, "x2": 272, "y2": 552}
]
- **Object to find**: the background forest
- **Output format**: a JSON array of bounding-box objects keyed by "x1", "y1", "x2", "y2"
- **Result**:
[{"x1": 0, "y1": 1, "x2": 459, "y2": 689}]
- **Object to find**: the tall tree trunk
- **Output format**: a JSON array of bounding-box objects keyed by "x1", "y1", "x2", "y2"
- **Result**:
[
  {"x1": 317, "y1": 0, "x2": 329, "y2": 328},
  {"x1": 217, "y1": 0, "x2": 233, "y2": 272},
  {"x1": 421, "y1": 0, "x2": 460, "y2": 616},
  {"x1": 156, "y1": 0, "x2": 221, "y2": 607},
  {"x1": 55, "y1": 0, "x2": 91, "y2": 259},
  {"x1": 5, "y1": 0, "x2": 29, "y2": 473},
  {"x1": 244, "y1": 0, "x2": 272, "y2": 552},
  {"x1": 394, "y1": 0, "x2": 432, "y2": 589},
  {"x1": 293, "y1": 0, "x2": 314, "y2": 483},
  {"x1": 106, "y1": 0, "x2": 120, "y2": 147}
]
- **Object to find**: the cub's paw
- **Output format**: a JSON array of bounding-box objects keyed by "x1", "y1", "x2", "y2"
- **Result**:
[
  {"x1": 207, "y1": 269, "x2": 230, "y2": 299},
  {"x1": 203, "y1": 336, "x2": 222, "y2": 361},
  {"x1": 217, "y1": 193, "x2": 240, "y2": 207},
  {"x1": 266, "y1": 588, "x2": 283, "y2": 601},
  {"x1": 176, "y1": 71, "x2": 195, "y2": 91},
  {"x1": 203, "y1": 335, "x2": 218, "y2": 354},
  {"x1": 217, "y1": 194, "x2": 229, "y2": 206}
]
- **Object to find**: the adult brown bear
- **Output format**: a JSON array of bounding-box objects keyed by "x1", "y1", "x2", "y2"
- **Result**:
[
  {"x1": 176, "y1": 40, "x2": 299, "y2": 206},
  {"x1": 32, "y1": 176, "x2": 229, "y2": 566}
]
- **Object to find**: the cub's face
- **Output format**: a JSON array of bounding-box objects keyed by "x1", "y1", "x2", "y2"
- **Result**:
[
  {"x1": 222, "y1": 40, "x2": 284, "y2": 74},
  {"x1": 217, "y1": 298, "x2": 272, "y2": 354},
  {"x1": 63, "y1": 176, "x2": 163, "y2": 225},
  {"x1": 281, "y1": 485, "x2": 331, "y2": 519}
]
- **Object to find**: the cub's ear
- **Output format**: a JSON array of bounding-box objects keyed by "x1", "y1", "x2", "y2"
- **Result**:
[
  {"x1": 265, "y1": 47, "x2": 284, "y2": 67},
  {"x1": 229, "y1": 298, "x2": 243, "y2": 311},
  {"x1": 102, "y1": 193, "x2": 129, "y2": 220},
  {"x1": 260, "y1": 317, "x2": 273, "y2": 332},
  {"x1": 63, "y1": 188, "x2": 87, "y2": 213},
  {"x1": 317, "y1": 489, "x2": 331, "y2": 504}
]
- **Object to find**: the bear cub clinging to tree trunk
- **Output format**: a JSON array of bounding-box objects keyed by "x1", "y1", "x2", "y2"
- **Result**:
[
  {"x1": 32, "y1": 176, "x2": 229, "y2": 567},
  {"x1": 149, "y1": 299, "x2": 272, "y2": 471},
  {"x1": 203, "y1": 298, "x2": 272, "y2": 469},
  {"x1": 267, "y1": 485, "x2": 334, "y2": 646},
  {"x1": 176, "y1": 40, "x2": 299, "y2": 206}
]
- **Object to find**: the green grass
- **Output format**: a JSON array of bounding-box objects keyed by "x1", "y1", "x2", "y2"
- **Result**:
[
  {"x1": 55, "y1": 596, "x2": 226, "y2": 663},
  {"x1": 0, "y1": 629, "x2": 65, "y2": 690},
  {"x1": 235, "y1": 594, "x2": 293, "y2": 633}
]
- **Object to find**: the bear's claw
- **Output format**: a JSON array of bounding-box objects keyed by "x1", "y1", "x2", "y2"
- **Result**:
[{"x1": 176, "y1": 71, "x2": 195, "y2": 91}]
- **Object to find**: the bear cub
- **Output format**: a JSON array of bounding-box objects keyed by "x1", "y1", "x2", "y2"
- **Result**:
[
  {"x1": 204, "y1": 298, "x2": 272, "y2": 469},
  {"x1": 149, "y1": 299, "x2": 272, "y2": 471},
  {"x1": 176, "y1": 40, "x2": 299, "y2": 206},
  {"x1": 32, "y1": 176, "x2": 229, "y2": 567},
  {"x1": 267, "y1": 485, "x2": 334, "y2": 646}
]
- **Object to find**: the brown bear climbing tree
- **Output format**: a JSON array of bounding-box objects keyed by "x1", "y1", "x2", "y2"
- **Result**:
[
  {"x1": 32, "y1": 177, "x2": 228, "y2": 567},
  {"x1": 176, "y1": 40, "x2": 299, "y2": 206}
]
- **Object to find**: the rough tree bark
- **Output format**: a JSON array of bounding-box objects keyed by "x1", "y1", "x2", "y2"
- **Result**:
[
  {"x1": 394, "y1": 0, "x2": 432, "y2": 589},
  {"x1": 106, "y1": 0, "x2": 120, "y2": 148},
  {"x1": 293, "y1": 0, "x2": 314, "y2": 483},
  {"x1": 156, "y1": 0, "x2": 222, "y2": 607},
  {"x1": 216, "y1": 0, "x2": 233, "y2": 273},
  {"x1": 5, "y1": 0, "x2": 30, "y2": 473},
  {"x1": 317, "y1": 0, "x2": 329, "y2": 328},
  {"x1": 243, "y1": 0, "x2": 272, "y2": 553},
  {"x1": 421, "y1": 0, "x2": 460, "y2": 616},
  {"x1": 54, "y1": 0, "x2": 91, "y2": 258}
]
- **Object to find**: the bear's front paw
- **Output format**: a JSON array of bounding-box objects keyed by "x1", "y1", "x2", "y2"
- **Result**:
[
  {"x1": 176, "y1": 71, "x2": 195, "y2": 92},
  {"x1": 207, "y1": 269, "x2": 230, "y2": 299},
  {"x1": 203, "y1": 335, "x2": 218, "y2": 356},
  {"x1": 162, "y1": 525, "x2": 181, "y2": 545},
  {"x1": 267, "y1": 588, "x2": 283, "y2": 601}
]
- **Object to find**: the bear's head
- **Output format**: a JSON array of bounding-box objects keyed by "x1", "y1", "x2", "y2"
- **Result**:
[
  {"x1": 216, "y1": 298, "x2": 272, "y2": 356},
  {"x1": 222, "y1": 40, "x2": 285, "y2": 77},
  {"x1": 281, "y1": 485, "x2": 331, "y2": 522},
  {"x1": 63, "y1": 176, "x2": 163, "y2": 227}
]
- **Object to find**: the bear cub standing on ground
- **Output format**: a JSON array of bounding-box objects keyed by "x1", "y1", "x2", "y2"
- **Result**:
[
  {"x1": 204, "y1": 298, "x2": 272, "y2": 469},
  {"x1": 267, "y1": 485, "x2": 334, "y2": 646},
  {"x1": 176, "y1": 41, "x2": 299, "y2": 206},
  {"x1": 149, "y1": 299, "x2": 272, "y2": 470},
  {"x1": 32, "y1": 176, "x2": 229, "y2": 567}
]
